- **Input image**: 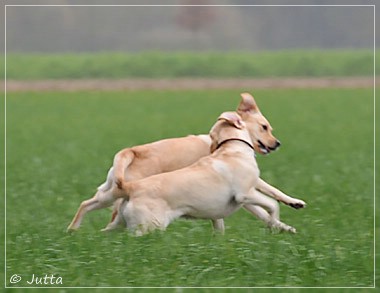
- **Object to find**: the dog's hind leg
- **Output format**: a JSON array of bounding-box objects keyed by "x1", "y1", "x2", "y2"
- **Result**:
[
  {"x1": 124, "y1": 199, "x2": 172, "y2": 236},
  {"x1": 67, "y1": 196, "x2": 113, "y2": 231},
  {"x1": 101, "y1": 199, "x2": 127, "y2": 232},
  {"x1": 101, "y1": 209, "x2": 125, "y2": 232},
  {"x1": 211, "y1": 219, "x2": 225, "y2": 234},
  {"x1": 67, "y1": 167, "x2": 118, "y2": 232}
]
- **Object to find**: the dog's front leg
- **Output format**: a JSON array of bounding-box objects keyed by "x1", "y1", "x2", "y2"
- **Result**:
[
  {"x1": 256, "y1": 178, "x2": 306, "y2": 209},
  {"x1": 244, "y1": 189, "x2": 280, "y2": 220},
  {"x1": 241, "y1": 189, "x2": 296, "y2": 233},
  {"x1": 243, "y1": 204, "x2": 296, "y2": 233}
]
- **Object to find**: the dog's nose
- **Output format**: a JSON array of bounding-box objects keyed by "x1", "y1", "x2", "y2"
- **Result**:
[{"x1": 269, "y1": 140, "x2": 281, "y2": 151}]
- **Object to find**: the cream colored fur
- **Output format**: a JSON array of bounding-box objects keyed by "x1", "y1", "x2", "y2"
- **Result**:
[
  {"x1": 67, "y1": 93, "x2": 305, "y2": 233},
  {"x1": 110, "y1": 111, "x2": 305, "y2": 236}
]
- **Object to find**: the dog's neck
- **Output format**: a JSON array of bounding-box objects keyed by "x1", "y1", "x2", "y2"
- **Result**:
[{"x1": 215, "y1": 138, "x2": 255, "y2": 152}]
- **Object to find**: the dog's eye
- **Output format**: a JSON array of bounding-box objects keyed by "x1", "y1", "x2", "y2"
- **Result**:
[{"x1": 262, "y1": 125, "x2": 268, "y2": 131}]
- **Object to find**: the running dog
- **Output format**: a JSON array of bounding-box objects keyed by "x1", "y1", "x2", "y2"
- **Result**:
[{"x1": 111, "y1": 111, "x2": 306, "y2": 236}]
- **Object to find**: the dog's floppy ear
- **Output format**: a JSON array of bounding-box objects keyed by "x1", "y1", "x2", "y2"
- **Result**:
[
  {"x1": 237, "y1": 92, "x2": 260, "y2": 114},
  {"x1": 218, "y1": 111, "x2": 245, "y2": 129},
  {"x1": 209, "y1": 132, "x2": 218, "y2": 153}
]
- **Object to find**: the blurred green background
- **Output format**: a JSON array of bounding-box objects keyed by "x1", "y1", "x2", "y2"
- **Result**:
[{"x1": 2, "y1": 2, "x2": 377, "y2": 291}]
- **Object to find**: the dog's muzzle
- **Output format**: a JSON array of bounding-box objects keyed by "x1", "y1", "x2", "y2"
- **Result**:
[
  {"x1": 258, "y1": 140, "x2": 281, "y2": 154},
  {"x1": 270, "y1": 140, "x2": 281, "y2": 150}
]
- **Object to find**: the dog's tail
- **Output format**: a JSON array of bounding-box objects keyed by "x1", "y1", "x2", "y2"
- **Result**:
[
  {"x1": 114, "y1": 179, "x2": 133, "y2": 199},
  {"x1": 112, "y1": 149, "x2": 135, "y2": 199},
  {"x1": 97, "y1": 149, "x2": 135, "y2": 193},
  {"x1": 113, "y1": 149, "x2": 135, "y2": 185},
  {"x1": 97, "y1": 167, "x2": 115, "y2": 192}
]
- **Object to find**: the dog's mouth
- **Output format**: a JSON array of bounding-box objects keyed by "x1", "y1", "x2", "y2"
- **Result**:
[
  {"x1": 257, "y1": 140, "x2": 270, "y2": 155},
  {"x1": 256, "y1": 140, "x2": 279, "y2": 155}
]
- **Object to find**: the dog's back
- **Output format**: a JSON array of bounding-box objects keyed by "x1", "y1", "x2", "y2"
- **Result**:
[{"x1": 113, "y1": 134, "x2": 211, "y2": 182}]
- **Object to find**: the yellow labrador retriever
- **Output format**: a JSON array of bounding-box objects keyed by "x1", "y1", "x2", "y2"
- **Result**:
[
  {"x1": 67, "y1": 93, "x2": 305, "y2": 233},
  {"x1": 112, "y1": 111, "x2": 306, "y2": 236}
]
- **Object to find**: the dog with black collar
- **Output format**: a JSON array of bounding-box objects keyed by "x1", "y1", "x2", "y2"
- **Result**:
[
  {"x1": 111, "y1": 111, "x2": 306, "y2": 236},
  {"x1": 68, "y1": 93, "x2": 305, "y2": 234}
]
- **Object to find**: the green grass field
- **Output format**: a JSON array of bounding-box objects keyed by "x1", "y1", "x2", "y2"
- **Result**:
[
  {"x1": 4, "y1": 88, "x2": 375, "y2": 289},
  {"x1": 3, "y1": 50, "x2": 377, "y2": 79}
]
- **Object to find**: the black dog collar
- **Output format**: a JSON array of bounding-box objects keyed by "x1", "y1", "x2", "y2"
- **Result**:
[{"x1": 215, "y1": 138, "x2": 255, "y2": 151}]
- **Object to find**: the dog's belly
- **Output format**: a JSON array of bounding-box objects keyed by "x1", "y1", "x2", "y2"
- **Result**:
[{"x1": 184, "y1": 197, "x2": 242, "y2": 220}]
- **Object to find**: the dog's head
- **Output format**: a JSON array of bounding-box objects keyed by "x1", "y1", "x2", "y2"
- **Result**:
[
  {"x1": 209, "y1": 111, "x2": 251, "y2": 153},
  {"x1": 236, "y1": 93, "x2": 281, "y2": 155}
]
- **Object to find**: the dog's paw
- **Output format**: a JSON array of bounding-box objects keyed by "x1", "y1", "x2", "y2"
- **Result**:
[
  {"x1": 279, "y1": 224, "x2": 297, "y2": 234},
  {"x1": 66, "y1": 227, "x2": 78, "y2": 233},
  {"x1": 271, "y1": 221, "x2": 297, "y2": 234},
  {"x1": 289, "y1": 199, "x2": 306, "y2": 209}
]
